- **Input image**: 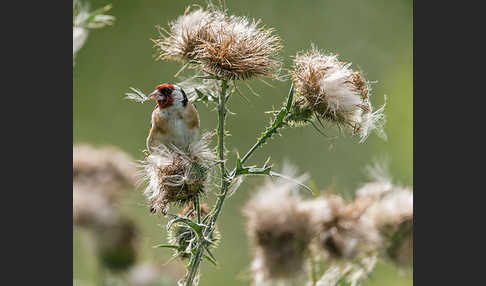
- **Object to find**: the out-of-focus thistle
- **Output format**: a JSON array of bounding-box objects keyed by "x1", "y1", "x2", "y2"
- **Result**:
[
  {"x1": 73, "y1": 144, "x2": 137, "y2": 227},
  {"x1": 243, "y1": 162, "x2": 412, "y2": 286},
  {"x1": 140, "y1": 133, "x2": 217, "y2": 215},
  {"x1": 166, "y1": 202, "x2": 221, "y2": 260},
  {"x1": 243, "y1": 170, "x2": 314, "y2": 285},
  {"x1": 73, "y1": 0, "x2": 115, "y2": 63},
  {"x1": 289, "y1": 46, "x2": 386, "y2": 142},
  {"x1": 73, "y1": 144, "x2": 140, "y2": 273},
  {"x1": 93, "y1": 219, "x2": 139, "y2": 271},
  {"x1": 153, "y1": 5, "x2": 282, "y2": 80},
  {"x1": 361, "y1": 186, "x2": 413, "y2": 268},
  {"x1": 303, "y1": 195, "x2": 381, "y2": 260}
]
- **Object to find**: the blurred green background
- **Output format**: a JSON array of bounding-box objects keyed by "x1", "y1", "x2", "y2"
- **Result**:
[{"x1": 73, "y1": 0, "x2": 412, "y2": 285}]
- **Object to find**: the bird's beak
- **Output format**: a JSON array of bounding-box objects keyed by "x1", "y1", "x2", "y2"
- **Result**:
[{"x1": 148, "y1": 90, "x2": 160, "y2": 101}]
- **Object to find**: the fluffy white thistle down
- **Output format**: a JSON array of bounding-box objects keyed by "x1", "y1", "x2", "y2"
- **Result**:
[{"x1": 290, "y1": 46, "x2": 386, "y2": 142}]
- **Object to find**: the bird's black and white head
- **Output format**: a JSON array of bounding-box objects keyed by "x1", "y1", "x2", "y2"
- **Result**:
[{"x1": 148, "y1": 83, "x2": 188, "y2": 109}]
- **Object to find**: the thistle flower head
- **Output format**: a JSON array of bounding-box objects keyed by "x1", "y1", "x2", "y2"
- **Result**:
[
  {"x1": 154, "y1": 8, "x2": 216, "y2": 62},
  {"x1": 304, "y1": 194, "x2": 381, "y2": 260},
  {"x1": 243, "y1": 174, "x2": 314, "y2": 284},
  {"x1": 356, "y1": 161, "x2": 413, "y2": 267},
  {"x1": 140, "y1": 134, "x2": 217, "y2": 214},
  {"x1": 153, "y1": 6, "x2": 282, "y2": 80},
  {"x1": 363, "y1": 187, "x2": 413, "y2": 229},
  {"x1": 73, "y1": 188, "x2": 116, "y2": 227},
  {"x1": 73, "y1": 144, "x2": 136, "y2": 227},
  {"x1": 356, "y1": 160, "x2": 393, "y2": 200},
  {"x1": 361, "y1": 186, "x2": 413, "y2": 267},
  {"x1": 73, "y1": 144, "x2": 137, "y2": 200},
  {"x1": 289, "y1": 46, "x2": 386, "y2": 142}
]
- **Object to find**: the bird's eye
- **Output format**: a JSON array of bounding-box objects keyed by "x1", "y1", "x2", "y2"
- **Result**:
[{"x1": 160, "y1": 87, "x2": 173, "y2": 96}]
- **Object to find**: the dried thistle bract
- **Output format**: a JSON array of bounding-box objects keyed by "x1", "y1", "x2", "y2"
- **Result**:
[
  {"x1": 153, "y1": 6, "x2": 282, "y2": 80},
  {"x1": 141, "y1": 134, "x2": 217, "y2": 214}
]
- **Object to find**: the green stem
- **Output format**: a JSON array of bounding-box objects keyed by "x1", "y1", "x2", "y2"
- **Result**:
[
  {"x1": 239, "y1": 121, "x2": 281, "y2": 166},
  {"x1": 185, "y1": 247, "x2": 204, "y2": 286},
  {"x1": 185, "y1": 80, "x2": 230, "y2": 286},
  {"x1": 193, "y1": 196, "x2": 201, "y2": 224},
  {"x1": 207, "y1": 80, "x2": 230, "y2": 236}
]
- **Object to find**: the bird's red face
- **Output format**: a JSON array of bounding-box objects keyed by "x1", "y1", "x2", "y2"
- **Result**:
[{"x1": 149, "y1": 83, "x2": 175, "y2": 109}]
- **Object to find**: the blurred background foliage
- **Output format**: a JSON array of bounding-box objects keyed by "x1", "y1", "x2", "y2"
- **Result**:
[{"x1": 73, "y1": 0, "x2": 412, "y2": 285}]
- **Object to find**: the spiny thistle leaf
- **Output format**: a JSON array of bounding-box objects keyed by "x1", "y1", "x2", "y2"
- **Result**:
[
  {"x1": 285, "y1": 84, "x2": 295, "y2": 112},
  {"x1": 256, "y1": 85, "x2": 294, "y2": 143},
  {"x1": 194, "y1": 88, "x2": 214, "y2": 105},
  {"x1": 235, "y1": 157, "x2": 272, "y2": 177},
  {"x1": 167, "y1": 216, "x2": 204, "y2": 235}
]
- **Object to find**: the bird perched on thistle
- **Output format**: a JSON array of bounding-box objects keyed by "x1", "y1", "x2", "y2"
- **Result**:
[{"x1": 145, "y1": 83, "x2": 200, "y2": 153}]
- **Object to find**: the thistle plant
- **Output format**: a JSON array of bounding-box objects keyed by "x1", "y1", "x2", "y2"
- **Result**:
[
  {"x1": 73, "y1": 144, "x2": 139, "y2": 281},
  {"x1": 125, "y1": 3, "x2": 411, "y2": 286}
]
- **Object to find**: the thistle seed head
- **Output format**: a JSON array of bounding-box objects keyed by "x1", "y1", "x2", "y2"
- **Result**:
[
  {"x1": 289, "y1": 46, "x2": 386, "y2": 142},
  {"x1": 303, "y1": 194, "x2": 381, "y2": 260},
  {"x1": 73, "y1": 144, "x2": 137, "y2": 199},
  {"x1": 153, "y1": 6, "x2": 282, "y2": 80},
  {"x1": 243, "y1": 175, "x2": 314, "y2": 284},
  {"x1": 361, "y1": 186, "x2": 413, "y2": 267},
  {"x1": 73, "y1": 188, "x2": 116, "y2": 227},
  {"x1": 73, "y1": 144, "x2": 136, "y2": 227},
  {"x1": 362, "y1": 187, "x2": 413, "y2": 229},
  {"x1": 140, "y1": 134, "x2": 217, "y2": 215}
]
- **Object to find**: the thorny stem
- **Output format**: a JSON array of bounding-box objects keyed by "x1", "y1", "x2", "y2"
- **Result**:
[
  {"x1": 208, "y1": 79, "x2": 230, "y2": 234},
  {"x1": 193, "y1": 196, "x2": 201, "y2": 224},
  {"x1": 232, "y1": 84, "x2": 294, "y2": 173},
  {"x1": 185, "y1": 83, "x2": 291, "y2": 286},
  {"x1": 185, "y1": 80, "x2": 230, "y2": 286}
]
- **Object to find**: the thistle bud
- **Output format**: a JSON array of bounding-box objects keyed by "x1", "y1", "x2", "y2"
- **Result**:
[{"x1": 167, "y1": 202, "x2": 220, "y2": 259}]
